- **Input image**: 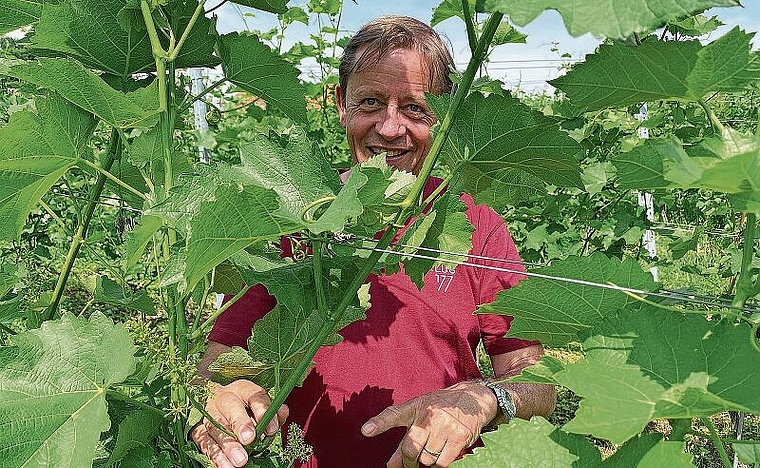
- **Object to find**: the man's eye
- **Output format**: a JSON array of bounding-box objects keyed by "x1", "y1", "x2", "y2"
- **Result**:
[
  {"x1": 407, "y1": 103, "x2": 426, "y2": 113},
  {"x1": 362, "y1": 98, "x2": 379, "y2": 106}
]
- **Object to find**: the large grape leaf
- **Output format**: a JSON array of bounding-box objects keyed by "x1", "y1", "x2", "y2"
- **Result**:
[
  {"x1": 475, "y1": 0, "x2": 740, "y2": 39},
  {"x1": 477, "y1": 253, "x2": 657, "y2": 347},
  {"x1": 0, "y1": 0, "x2": 45, "y2": 34},
  {"x1": 613, "y1": 130, "x2": 760, "y2": 212},
  {"x1": 219, "y1": 32, "x2": 308, "y2": 126},
  {"x1": 429, "y1": 92, "x2": 582, "y2": 211},
  {"x1": 184, "y1": 184, "x2": 304, "y2": 293},
  {"x1": 551, "y1": 28, "x2": 760, "y2": 110},
  {"x1": 234, "y1": 128, "x2": 341, "y2": 215},
  {"x1": 600, "y1": 434, "x2": 692, "y2": 467},
  {"x1": 453, "y1": 417, "x2": 598, "y2": 467},
  {"x1": 0, "y1": 94, "x2": 96, "y2": 241},
  {"x1": 558, "y1": 307, "x2": 760, "y2": 443},
  {"x1": 4, "y1": 58, "x2": 159, "y2": 128},
  {"x1": 0, "y1": 313, "x2": 136, "y2": 467},
  {"x1": 33, "y1": 0, "x2": 218, "y2": 77}
]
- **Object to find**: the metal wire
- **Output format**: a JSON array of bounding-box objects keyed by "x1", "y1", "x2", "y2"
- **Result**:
[{"x1": 336, "y1": 236, "x2": 759, "y2": 315}]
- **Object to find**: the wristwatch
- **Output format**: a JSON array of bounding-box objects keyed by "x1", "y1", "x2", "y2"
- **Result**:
[{"x1": 480, "y1": 380, "x2": 517, "y2": 425}]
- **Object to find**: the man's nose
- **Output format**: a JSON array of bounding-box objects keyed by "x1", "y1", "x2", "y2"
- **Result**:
[{"x1": 375, "y1": 106, "x2": 406, "y2": 140}]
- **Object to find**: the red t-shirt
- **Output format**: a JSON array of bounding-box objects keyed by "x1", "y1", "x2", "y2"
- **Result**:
[{"x1": 209, "y1": 185, "x2": 532, "y2": 468}]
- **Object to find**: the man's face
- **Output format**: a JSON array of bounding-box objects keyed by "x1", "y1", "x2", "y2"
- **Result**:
[{"x1": 336, "y1": 48, "x2": 436, "y2": 175}]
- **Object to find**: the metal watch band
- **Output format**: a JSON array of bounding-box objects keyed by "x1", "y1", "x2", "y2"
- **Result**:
[{"x1": 482, "y1": 380, "x2": 517, "y2": 423}]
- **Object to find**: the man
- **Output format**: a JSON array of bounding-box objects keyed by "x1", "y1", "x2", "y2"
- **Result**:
[{"x1": 192, "y1": 15, "x2": 555, "y2": 468}]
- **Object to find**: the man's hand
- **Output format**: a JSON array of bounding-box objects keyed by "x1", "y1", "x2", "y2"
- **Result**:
[
  {"x1": 190, "y1": 380, "x2": 289, "y2": 468},
  {"x1": 361, "y1": 381, "x2": 498, "y2": 468}
]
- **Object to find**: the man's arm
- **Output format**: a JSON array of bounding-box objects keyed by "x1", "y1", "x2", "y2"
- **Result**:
[
  {"x1": 191, "y1": 341, "x2": 289, "y2": 468},
  {"x1": 361, "y1": 344, "x2": 555, "y2": 468}
]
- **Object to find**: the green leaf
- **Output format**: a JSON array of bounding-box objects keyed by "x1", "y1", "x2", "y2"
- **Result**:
[
  {"x1": 93, "y1": 276, "x2": 157, "y2": 315},
  {"x1": 477, "y1": 253, "x2": 657, "y2": 347},
  {"x1": 184, "y1": 184, "x2": 304, "y2": 293},
  {"x1": 124, "y1": 215, "x2": 164, "y2": 269},
  {"x1": 431, "y1": 0, "x2": 475, "y2": 27},
  {"x1": 104, "y1": 409, "x2": 164, "y2": 467},
  {"x1": 33, "y1": 0, "x2": 218, "y2": 76},
  {"x1": 429, "y1": 92, "x2": 582, "y2": 210},
  {"x1": 475, "y1": 0, "x2": 740, "y2": 39},
  {"x1": 399, "y1": 193, "x2": 473, "y2": 289},
  {"x1": 666, "y1": 14, "x2": 723, "y2": 37},
  {"x1": 734, "y1": 442, "x2": 760, "y2": 466},
  {"x1": 0, "y1": 0, "x2": 44, "y2": 34},
  {"x1": 559, "y1": 307, "x2": 760, "y2": 443},
  {"x1": 307, "y1": 167, "x2": 365, "y2": 234},
  {"x1": 219, "y1": 33, "x2": 308, "y2": 126},
  {"x1": 5, "y1": 58, "x2": 160, "y2": 128},
  {"x1": 551, "y1": 28, "x2": 760, "y2": 110},
  {"x1": 234, "y1": 128, "x2": 341, "y2": 215},
  {"x1": 0, "y1": 313, "x2": 136, "y2": 467},
  {"x1": 453, "y1": 417, "x2": 598, "y2": 467},
  {"x1": 0, "y1": 94, "x2": 96, "y2": 242},
  {"x1": 600, "y1": 434, "x2": 692, "y2": 467},
  {"x1": 493, "y1": 21, "x2": 527, "y2": 46},
  {"x1": 230, "y1": 0, "x2": 288, "y2": 14}
]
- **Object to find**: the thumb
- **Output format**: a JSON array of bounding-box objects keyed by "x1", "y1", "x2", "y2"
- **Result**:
[{"x1": 361, "y1": 403, "x2": 413, "y2": 437}]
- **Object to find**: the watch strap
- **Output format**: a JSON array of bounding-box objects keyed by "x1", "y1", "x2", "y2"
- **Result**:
[{"x1": 481, "y1": 380, "x2": 516, "y2": 424}]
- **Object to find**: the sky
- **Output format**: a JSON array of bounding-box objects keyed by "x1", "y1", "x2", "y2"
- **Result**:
[{"x1": 212, "y1": 0, "x2": 760, "y2": 93}]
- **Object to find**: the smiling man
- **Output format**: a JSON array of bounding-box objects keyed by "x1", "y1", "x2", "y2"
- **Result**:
[{"x1": 192, "y1": 16, "x2": 555, "y2": 468}]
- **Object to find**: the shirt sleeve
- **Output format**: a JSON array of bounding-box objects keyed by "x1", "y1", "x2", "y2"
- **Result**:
[{"x1": 464, "y1": 197, "x2": 538, "y2": 356}]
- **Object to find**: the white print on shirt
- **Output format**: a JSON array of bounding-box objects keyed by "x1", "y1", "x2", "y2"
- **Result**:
[{"x1": 433, "y1": 264, "x2": 457, "y2": 292}]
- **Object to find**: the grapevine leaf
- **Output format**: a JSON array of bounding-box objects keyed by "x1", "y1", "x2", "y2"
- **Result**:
[
  {"x1": 33, "y1": 0, "x2": 218, "y2": 76},
  {"x1": 475, "y1": 0, "x2": 740, "y2": 39},
  {"x1": 399, "y1": 193, "x2": 473, "y2": 289},
  {"x1": 0, "y1": 313, "x2": 136, "y2": 467},
  {"x1": 431, "y1": 0, "x2": 476, "y2": 27},
  {"x1": 453, "y1": 417, "x2": 598, "y2": 467},
  {"x1": 307, "y1": 168, "x2": 365, "y2": 234},
  {"x1": 734, "y1": 442, "x2": 760, "y2": 466},
  {"x1": 4, "y1": 58, "x2": 160, "y2": 128},
  {"x1": 667, "y1": 14, "x2": 723, "y2": 37},
  {"x1": 560, "y1": 307, "x2": 760, "y2": 443},
  {"x1": 184, "y1": 184, "x2": 304, "y2": 294},
  {"x1": 0, "y1": 261, "x2": 17, "y2": 300},
  {"x1": 477, "y1": 253, "x2": 657, "y2": 347},
  {"x1": 228, "y1": 0, "x2": 288, "y2": 14},
  {"x1": 104, "y1": 409, "x2": 164, "y2": 468},
  {"x1": 600, "y1": 434, "x2": 692, "y2": 467},
  {"x1": 124, "y1": 215, "x2": 164, "y2": 269},
  {"x1": 613, "y1": 131, "x2": 760, "y2": 212},
  {"x1": 93, "y1": 276, "x2": 157, "y2": 315},
  {"x1": 234, "y1": 128, "x2": 341, "y2": 215},
  {"x1": 219, "y1": 32, "x2": 308, "y2": 126},
  {"x1": 0, "y1": 0, "x2": 43, "y2": 34},
  {"x1": 551, "y1": 28, "x2": 760, "y2": 110},
  {"x1": 0, "y1": 94, "x2": 96, "y2": 242},
  {"x1": 429, "y1": 92, "x2": 582, "y2": 210}
]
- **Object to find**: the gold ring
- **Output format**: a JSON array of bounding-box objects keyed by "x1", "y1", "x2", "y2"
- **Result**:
[{"x1": 422, "y1": 447, "x2": 442, "y2": 457}]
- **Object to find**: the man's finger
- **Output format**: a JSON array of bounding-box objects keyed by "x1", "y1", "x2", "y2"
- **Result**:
[
  {"x1": 361, "y1": 403, "x2": 414, "y2": 437},
  {"x1": 205, "y1": 418, "x2": 249, "y2": 467},
  {"x1": 191, "y1": 424, "x2": 237, "y2": 468}
]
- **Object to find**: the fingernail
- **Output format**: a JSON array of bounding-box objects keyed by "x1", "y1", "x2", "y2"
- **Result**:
[
  {"x1": 267, "y1": 420, "x2": 278, "y2": 435},
  {"x1": 240, "y1": 428, "x2": 255, "y2": 444},
  {"x1": 361, "y1": 422, "x2": 376, "y2": 435},
  {"x1": 231, "y1": 448, "x2": 247, "y2": 465}
]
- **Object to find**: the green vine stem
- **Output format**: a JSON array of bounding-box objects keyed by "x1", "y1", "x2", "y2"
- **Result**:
[
  {"x1": 313, "y1": 240, "x2": 329, "y2": 320},
  {"x1": 77, "y1": 159, "x2": 147, "y2": 200},
  {"x1": 167, "y1": 0, "x2": 206, "y2": 61},
  {"x1": 251, "y1": 11, "x2": 505, "y2": 448},
  {"x1": 702, "y1": 417, "x2": 733, "y2": 468},
  {"x1": 698, "y1": 98, "x2": 727, "y2": 134},
  {"x1": 461, "y1": 0, "x2": 478, "y2": 54},
  {"x1": 42, "y1": 128, "x2": 121, "y2": 323},
  {"x1": 733, "y1": 213, "x2": 756, "y2": 309},
  {"x1": 400, "y1": 11, "x2": 503, "y2": 211}
]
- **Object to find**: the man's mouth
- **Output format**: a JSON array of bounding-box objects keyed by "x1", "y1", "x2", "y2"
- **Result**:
[{"x1": 369, "y1": 147, "x2": 408, "y2": 159}]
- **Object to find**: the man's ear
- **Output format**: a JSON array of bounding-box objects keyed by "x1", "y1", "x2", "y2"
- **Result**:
[{"x1": 335, "y1": 85, "x2": 347, "y2": 128}]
